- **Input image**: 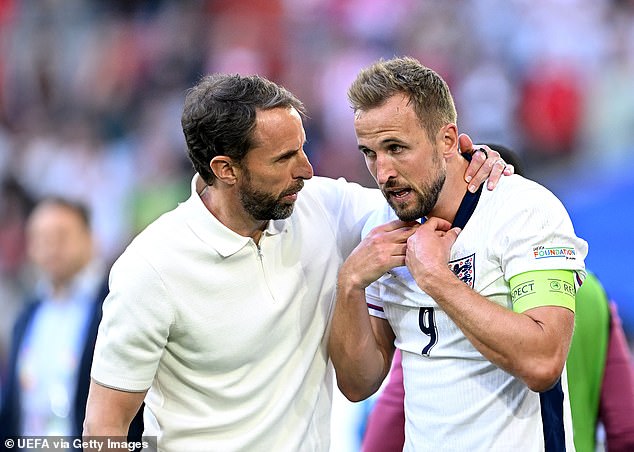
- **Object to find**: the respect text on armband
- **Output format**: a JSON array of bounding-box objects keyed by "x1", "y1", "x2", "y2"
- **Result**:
[{"x1": 511, "y1": 280, "x2": 535, "y2": 303}]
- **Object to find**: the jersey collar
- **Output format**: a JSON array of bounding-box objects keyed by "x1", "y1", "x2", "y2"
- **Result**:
[
  {"x1": 184, "y1": 174, "x2": 286, "y2": 257},
  {"x1": 452, "y1": 184, "x2": 483, "y2": 229}
]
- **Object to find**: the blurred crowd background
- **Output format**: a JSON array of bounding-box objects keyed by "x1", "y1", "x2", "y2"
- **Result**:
[{"x1": 0, "y1": 0, "x2": 633, "y2": 402}]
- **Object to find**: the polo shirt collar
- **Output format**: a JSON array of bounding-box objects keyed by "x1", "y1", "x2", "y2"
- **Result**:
[{"x1": 183, "y1": 174, "x2": 287, "y2": 257}]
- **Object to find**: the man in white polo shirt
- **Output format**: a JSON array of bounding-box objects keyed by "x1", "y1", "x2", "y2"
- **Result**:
[{"x1": 83, "y1": 73, "x2": 510, "y2": 451}]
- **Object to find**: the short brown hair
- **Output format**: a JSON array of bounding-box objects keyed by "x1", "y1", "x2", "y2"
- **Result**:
[
  {"x1": 181, "y1": 73, "x2": 306, "y2": 185},
  {"x1": 348, "y1": 56, "x2": 457, "y2": 142}
]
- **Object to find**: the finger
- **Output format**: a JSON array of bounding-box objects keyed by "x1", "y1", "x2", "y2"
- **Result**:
[
  {"x1": 467, "y1": 146, "x2": 502, "y2": 193},
  {"x1": 444, "y1": 227, "x2": 461, "y2": 245},
  {"x1": 387, "y1": 226, "x2": 419, "y2": 243},
  {"x1": 485, "y1": 157, "x2": 508, "y2": 190},
  {"x1": 379, "y1": 219, "x2": 420, "y2": 232},
  {"x1": 503, "y1": 163, "x2": 515, "y2": 176},
  {"x1": 459, "y1": 134, "x2": 480, "y2": 185},
  {"x1": 458, "y1": 133, "x2": 474, "y2": 154},
  {"x1": 421, "y1": 216, "x2": 453, "y2": 232},
  {"x1": 464, "y1": 146, "x2": 489, "y2": 190},
  {"x1": 387, "y1": 255, "x2": 407, "y2": 270},
  {"x1": 391, "y1": 243, "x2": 408, "y2": 256}
]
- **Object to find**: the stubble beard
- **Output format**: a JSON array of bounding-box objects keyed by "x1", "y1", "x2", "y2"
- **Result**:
[
  {"x1": 239, "y1": 172, "x2": 303, "y2": 221},
  {"x1": 386, "y1": 171, "x2": 446, "y2": 222}
]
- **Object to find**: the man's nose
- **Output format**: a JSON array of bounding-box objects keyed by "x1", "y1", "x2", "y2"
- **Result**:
[
  {"x1": 295, "y1": 150, "x2": 314, "y2": 179},
  {"x1": 375, "y1": 154, "x2": 395, "y2": 185}
]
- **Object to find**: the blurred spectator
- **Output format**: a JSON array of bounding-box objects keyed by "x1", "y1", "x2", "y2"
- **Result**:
[
  {"x1": 0, "y1": 176, "x2": 33, "y2": 376},
  {"x1": 0, "y1": 197, "x2": 142, "y2": 440},
  {"x1": 517, "y1": 59, "x2": 583, "y2": 160},
  {"x1": 578, "y1": 16, "x2": 634, "y2": 172},
  {"x1": 567, "y1": 273, "x2": 634, "y2": 451},
  {"x1": 454, "y1": 58, "x2": 520, "y2": 153}
]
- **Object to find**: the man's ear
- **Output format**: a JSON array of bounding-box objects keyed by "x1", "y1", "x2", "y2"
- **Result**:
[
  {"x1": 438, "y1": 123, "x2": 458, "y2": 158},
  {"x1": 210, "y1": 155, "x2": 238, "y2": 185}
]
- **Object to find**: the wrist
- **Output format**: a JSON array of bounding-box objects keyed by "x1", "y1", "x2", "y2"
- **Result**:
[
  {"x1": 337, "y1": 271, "x2": 368, "y2": 291},
  {"x1": 415, "y1": 265, "x2": 456, "y2": 295}
]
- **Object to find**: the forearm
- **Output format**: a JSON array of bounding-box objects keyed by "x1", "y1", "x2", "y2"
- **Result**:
[
  {"x1": 328, "y1": 278, "x2": 392, "y2": 401},
  {"x1": 83, "y1": 379, "x2": 145, "y2": 437},
  {"x1": 83, "y1": 416, "x2": 130, "y2": 437},
  {"x1": 83, "y1": 416, "x2": 133, "y2": 452},
  {"x1": 421, "y1": 269, "x2": 572, "y2": 392}
]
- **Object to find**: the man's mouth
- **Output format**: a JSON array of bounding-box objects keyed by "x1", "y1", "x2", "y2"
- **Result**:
[
  {"x1": 281, "y1": 183, "x2": 304, "y2": 201},
  {"x1": 385, "y1": 187, "x2": 412, "y2": 201},
  {"x1": 282, "y1": 192, "x2": 299, "y2": 202}
]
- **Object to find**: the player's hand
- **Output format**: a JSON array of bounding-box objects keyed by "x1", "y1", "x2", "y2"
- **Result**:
[
  {"x1": 459, "y1": 134, "x2": 514, "y2": 193},
  {"x1": 405, "y1": 217, "x2": 460, "y2": 290},
  {"x1": 340, "y1": 219, "x2": 419, "y2": 289}
]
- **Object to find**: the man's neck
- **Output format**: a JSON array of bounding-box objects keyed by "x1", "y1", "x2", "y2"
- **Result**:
[
  {"x1": 199, "y1": 184, "x2": 267, "y2": 243},
  {"x1": 428, "y1": 157, "x2": 470, "y2": 225}
]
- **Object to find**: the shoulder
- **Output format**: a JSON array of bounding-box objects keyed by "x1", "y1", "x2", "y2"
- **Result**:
[
  {"x1": 297, "y1": 176, "x2": 383, "y2": 226},
  {"x1": 111, "y1": 214, "x2": 180, "y2": 283},
  {"x1": 362, "y1": 202, "x2": 395, "y2": 237},
  {"x1": 484, "y1": 175, "x2": 569, "y2": 214},
  {"x1": 302, "y1": 176, "x2": 381, "y2": 203},
  {"x1": 489, "y1": 174, "x2": 550, "y2": 197},
  {"x1": 123, "y1": 200, "x2": 190, "y2": 255}
]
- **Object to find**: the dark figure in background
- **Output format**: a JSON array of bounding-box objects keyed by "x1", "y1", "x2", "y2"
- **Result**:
[{"x1": 0, "y1": 197, "x2": 142, "y2": 443}]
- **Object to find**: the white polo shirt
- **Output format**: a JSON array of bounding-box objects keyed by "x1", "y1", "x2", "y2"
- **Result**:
[{"x1": 91, "y1": 174, "x2": 382, "y2": 451}]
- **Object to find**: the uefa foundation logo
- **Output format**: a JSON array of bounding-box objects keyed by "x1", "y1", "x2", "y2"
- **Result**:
[{"x1": 532, "y1": 245, "x2": 576, "y2": 260}]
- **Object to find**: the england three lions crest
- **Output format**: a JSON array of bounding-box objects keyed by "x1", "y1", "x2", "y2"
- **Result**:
[{"x1": 449, "y1": 253, "x2": 475, "y2": 288}]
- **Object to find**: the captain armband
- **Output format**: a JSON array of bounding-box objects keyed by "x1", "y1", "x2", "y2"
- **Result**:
[{"x1": 509, "y1": 269, "x2": 577, "y2": 314}]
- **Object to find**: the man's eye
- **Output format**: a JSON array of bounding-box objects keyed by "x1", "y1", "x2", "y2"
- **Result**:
[{"x1": 277, "y1": 152, "x2": 295, "y2": 162}]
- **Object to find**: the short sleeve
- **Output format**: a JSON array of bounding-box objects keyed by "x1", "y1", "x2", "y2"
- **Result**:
[
  {"x1": 304, "y1": 177, "x2": 383, "y2": 259},
  {"x1": 91, "y1": 249, "x2": 175, "y2": 391},
  {"x1": 366, "y1": 281, "x2": 387, "y2": 319},
  {"x1": 497, "y1": 186, "x2": 587, "y2": 280}
]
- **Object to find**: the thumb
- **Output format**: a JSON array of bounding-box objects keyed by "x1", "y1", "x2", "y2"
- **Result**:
[
  {"x1": 445, "y1": 227, "x2": 461, "y2": 244},
  {"x1": 458, "y1": 133, "x2": 474, "y2": 154}
]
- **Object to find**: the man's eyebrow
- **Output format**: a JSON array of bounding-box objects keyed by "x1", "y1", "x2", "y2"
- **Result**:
[
  {"x1": 277, "y1": 140, "x2": 308, "y2": 159},
  {"x1": 277, "y1": 149, "x2": 297, "y2": 159},
  {"x1": 380, "y1": 137, "x2": 407, "y2": 146},
  {"x1": 358, "y1": 137, "x2": 406, "y2": 152}
]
